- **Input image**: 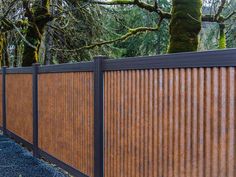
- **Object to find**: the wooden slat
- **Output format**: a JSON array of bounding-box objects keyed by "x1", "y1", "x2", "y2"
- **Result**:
[
  {"x1": 6, "y1": 74, "x2": 32, "y2": 143},
  {"x1": 38, "y1": 72, "x2": 94, "y2": 177},
  {"x1": 104, "y1": 67, "x2": 236, "y2": 177}
]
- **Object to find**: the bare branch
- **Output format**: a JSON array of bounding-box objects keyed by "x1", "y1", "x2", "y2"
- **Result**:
[
  {"x1": 92, "y1": 0, "x2": 235, "y2": 23},
  {"x1": 51, "y1": 21, "x2": 162, "y2": 52},
  {"x1": 91, "y1": 0, "x2": 171, "y2": 18},
  {"x1": 215, "y1": 0, "x2": 226, "y2": 20},
  {"x1": 223, "y1": 11, "x2": 236, "y2": 21}
]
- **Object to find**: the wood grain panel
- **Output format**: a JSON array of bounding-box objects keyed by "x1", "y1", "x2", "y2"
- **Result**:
[
  {"x1": 6, "y1": 74, "x2": 32, "y2": 143},
  {"x1": 38, "y1": 72, "x2": 94, "y2": 177},
  {"x1": 104, "y1": 67, "x2": 236, "y2": 177}
]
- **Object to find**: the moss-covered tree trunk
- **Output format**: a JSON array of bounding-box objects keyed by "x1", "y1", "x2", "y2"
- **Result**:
[
  {"x1": 22, "y1": 0, "x2": 52, "y2": 66},
  {"x1": 219, "y1": 24, "x2": 226, "y2": 49},
  {"x1": 168, "y1": 0, "x2": 202, "y2": 53},
  {"x1": 0, "y1": 33, "x2": 9, "y2": 67},
  {"x1": 0, "y1": 33, "x2": 3, "y2": 67}
]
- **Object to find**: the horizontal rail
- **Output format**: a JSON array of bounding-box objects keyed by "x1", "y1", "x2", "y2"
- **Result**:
[
  {"x1": 5, "y1": 129, "x2": 33, "y2": 150},
  {"x1": 6, "y1": 67, "x2": 33, "y2": 74},
  {"x1": 4, "y1": 129, "x2": 88, "y2": 177},
  {"x1": 103, "y1": 48, "x2": 236, "y2": 71},
  {"x1": 38, "y1": 150, "x2": 89, "y2": 177},
  {"x1": 2, "y1": 49, "x2": 236, "y2": 73},
  {"x1": 38, "y1": 62, "x2": 94, "y2": 73}
]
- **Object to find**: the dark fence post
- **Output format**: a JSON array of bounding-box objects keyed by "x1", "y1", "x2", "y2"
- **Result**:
[
  {"x1": 33, "y1": 63, "x2": 39, "y2": 157},
  {"x1": 94, "y1": 56, "x2": 107, "y2": 177},
  {"x1": 2, "y1": 66, "x2": 6, "y2": 135}
]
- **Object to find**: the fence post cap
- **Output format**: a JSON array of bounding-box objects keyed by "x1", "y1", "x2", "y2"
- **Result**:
[
  {"x1": 32, "y1": 63, "x2": 40, "y2": 66},
  {"x1": 94, "y1": 56, "x2": 109, "y2": 60}
]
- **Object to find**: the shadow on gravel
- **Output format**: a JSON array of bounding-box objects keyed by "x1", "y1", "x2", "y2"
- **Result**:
[{"x1": 0, "y1": 135, "x2": 70, "y2": 177}]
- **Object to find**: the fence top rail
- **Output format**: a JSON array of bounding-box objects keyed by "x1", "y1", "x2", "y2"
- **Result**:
[
  {"x1": 103, "y1": 48, "x2": 236, "y2": 71},
  {"x1": 38, "y1": 61, "x2": 94, "y2": 73},
  {"x1": 6, "y1": 67, "x2": 33, "y2": 74},
  {"x1": 0, "y1": 48, "x2": 236, "y2": 73},
  {"x1": 0, "y1": 61, "x2": 94, "y2": 74}
]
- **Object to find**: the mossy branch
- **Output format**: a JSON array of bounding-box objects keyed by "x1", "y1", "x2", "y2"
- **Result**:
[
  {"x1": 215, "y1": 0, "x2": 226, "y2": 21},
  {"x1": 51, "y1": 24, "x2": 161, "y2": 52},
  {"x1": 93, "y1": 0, "x2": 235, "y2": 22},
  {"x1": 223, "y1": 11, "x2": 236, "y2": 21},
  {"x1": 0, "y1": 19, "x2": 28, "y2": 32},
  {"x1": 91, "y1": 0, "x2": 171, "y2": 18}
]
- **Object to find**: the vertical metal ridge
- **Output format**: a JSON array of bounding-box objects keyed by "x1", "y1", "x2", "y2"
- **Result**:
[
  {"x1": 198, "y1": 68, "x2": 204, "y2": 177},
  {"x1": 127, "y1": 71, "x2": 131, "y2": 177},
  {"x1": 173, "y1": 69, "x2": 180, "y2": 177},
  {"x1": 205, "y1": 68, "x2": 211, "y2": 177},
  {"x1": 212, "y1": 68, "x2": 219, "y2": 177},
  {"x1": 104, "y1": 73, "x2": 107, "y2": 177},
  {"x1": 132, "y1": 71, "x2": 136, "y2": 177},
  {"x1": 186, "y1": 68, "x2": 192, "y2": 177},
  {"x1": 136, "y1": 70, "x2": 141, "y2": 177},
  {"x1": 153, "y1": 69, "x2": 158, "y2": 177},
  {"x1": 179, "y1": 69, "x2": 185, "y2": 176},
  {"x1": 163, "y1": 69, "x2": 168, "y2": 177},
  {"x1": 167, "y1": 69, "x2": 174, "y2": 177},
  {"x1": 227, "y1": 67, "x2": 235, "y2": 177},
  {"x1": 219, "y1": 68, "x2": 227, "y2": 177},
  {"x1": 149, "y1": 70, "x2": 154, "y2": 177},
  {"x1": 158, "y1": 69, "x2": 164, "y2": 177},
  {"x1": 192, "y1": 68, "x2": 198, "y2": 177}
]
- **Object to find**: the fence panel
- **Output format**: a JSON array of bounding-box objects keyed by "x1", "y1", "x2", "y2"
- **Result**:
[
  {"x1": 38, "y1": 72, "x2": 94, "y2": 177},
  {"x1": 6, "y1": 74, "x2": 33, "y2": 143},
  {"x1": 104, "y1": 67, "x2": 236, "y2": 177}
]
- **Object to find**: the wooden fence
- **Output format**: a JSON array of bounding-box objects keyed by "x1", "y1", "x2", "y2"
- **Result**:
[{"x1": 0, "y1": 49, "x2": 236, "y2": 177}]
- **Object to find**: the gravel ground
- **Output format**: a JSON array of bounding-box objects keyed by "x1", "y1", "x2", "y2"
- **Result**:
[{"x1": 0, "y1": 134, "x2": 70, "y2": 177}]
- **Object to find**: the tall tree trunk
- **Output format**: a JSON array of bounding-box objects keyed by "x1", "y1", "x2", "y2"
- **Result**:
[
  {"x1": 0, "y1": 33, "x2": 9, "y2": 67},
  {"x1": 22, "y1": 0, "x2": 52, "y2": 66},
  {"x1": 44, "y1": 26, "x2": 53, "y2": 65},
  {"x1": 168, "y1": 0, "x2": 203, "y2": 53},
  {"x1": 0, "y1": 33, "x2": 4, "y2": 67},
  {"x1": 3, "y1": 33, "x2": 9, "y2": 67},
  {"x1": 14, "y1": 44, "x2": 19, "y2": 67},
  {"x1": 219, "y1": 23, "x2": 226, "y2": 49}
]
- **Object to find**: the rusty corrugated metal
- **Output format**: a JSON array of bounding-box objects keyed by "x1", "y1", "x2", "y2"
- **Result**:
[
  {"x1": 104, "y1": 67, "x2": 236, "y2": 177},
  {"x1": 6, "y1": 74, "x2": 33, "y2": 143},
  {"x1": 38, "y1": 72, "x2": 94, "y2": 177}
]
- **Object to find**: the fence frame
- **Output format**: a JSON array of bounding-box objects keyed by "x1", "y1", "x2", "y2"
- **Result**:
[{"x1": 0, "y1": 48, "x2": 236, "y2": 177}]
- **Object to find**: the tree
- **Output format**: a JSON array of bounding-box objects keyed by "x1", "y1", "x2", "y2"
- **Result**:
[
  {"x1": 91, "y1": 0, "x2": 236, "y2": 53},
  {"x1": 0, "y1": 0, "x2": 235, "y2": 66},
  {"x1": 21, "y1": 0, "x2": 53, "y2": 66},
  {"x1": 168, "y1": 0, "x2": 202, "y2": 53}
]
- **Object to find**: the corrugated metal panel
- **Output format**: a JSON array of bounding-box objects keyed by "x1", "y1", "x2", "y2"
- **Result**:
[
  {"x1": 6, "y1": 74, "x2": 33, "y2": 143},
  {"x1": 38, "y1": 72, "x2": 94, "y2": 177},
  {"x1": 104, "y1": 67, "x2": 236, "y2": 177}
]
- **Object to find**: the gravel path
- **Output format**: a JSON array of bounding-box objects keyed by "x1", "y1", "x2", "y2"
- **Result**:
[{"x1": 0, "y1": 135, "x2": 70, "y2": 177}]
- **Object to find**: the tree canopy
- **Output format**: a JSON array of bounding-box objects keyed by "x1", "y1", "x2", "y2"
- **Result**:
[{"x1": 0, "y1": 0, "x2": 235, "y2": 66}]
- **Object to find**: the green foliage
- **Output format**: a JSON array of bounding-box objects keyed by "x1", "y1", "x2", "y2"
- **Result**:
[{"x1": 99, "y1": 1, "x2": 171, "y2": 58}]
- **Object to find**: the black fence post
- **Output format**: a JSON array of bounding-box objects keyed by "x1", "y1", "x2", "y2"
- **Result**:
[
  {"x1": 33, "y1": 63, "x2": 40, "y2": 157},
  {"x1": 94, "y1": 56, "x2": 107, "y2": 177},
  {"x1": 2, "y1": 66, "x2": 6, "y2": 135}
]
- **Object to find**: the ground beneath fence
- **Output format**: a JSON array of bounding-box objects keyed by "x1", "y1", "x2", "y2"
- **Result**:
[{"x1": 0, "y1": 134, "x2": 70, "y2": 177}]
